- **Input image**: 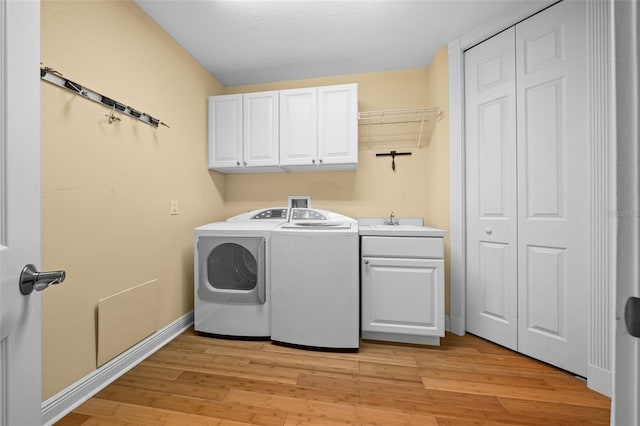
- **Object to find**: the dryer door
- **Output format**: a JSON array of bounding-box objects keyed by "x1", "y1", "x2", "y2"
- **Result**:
[{"x1": 198, "y1": 236, "x2": 265, "y2": 304}]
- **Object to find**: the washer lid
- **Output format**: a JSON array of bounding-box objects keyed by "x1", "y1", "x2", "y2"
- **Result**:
[
  {"x1": 285, "y1": 208, "x2": 355, "y2": 228},
  {"x1": 281, "y1": 222, "x2": 353, "y2": 229}
]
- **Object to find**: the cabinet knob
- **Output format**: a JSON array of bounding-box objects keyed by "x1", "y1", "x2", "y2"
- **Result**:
[
  {"x1": 312, "y1": 159, "x2": 316, "y2": 164},
  {"x1": 485, "y1": 228, "x2": 493, "y2": 235},
  {"x1": 319, "y1": 159, "x2": 323, "y2": 164},
  {"x1": 243, "y1": 161, "x2": 247, "y2": 166},
  {"x1": 364, "y1": 260, "x2": 369, "y2": 265},
  {"x1": 236, "y1": 161, "x2": 240, "y2": 166}
]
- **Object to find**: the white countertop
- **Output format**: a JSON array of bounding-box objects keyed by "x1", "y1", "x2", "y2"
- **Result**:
[{"x1": 357, "y1": 218, "x2": 449, "y2": 237}]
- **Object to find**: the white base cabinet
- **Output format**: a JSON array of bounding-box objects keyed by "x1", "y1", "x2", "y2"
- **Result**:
[{"x1": 361, "y1": 236, "x2": 445, "y2": 345}]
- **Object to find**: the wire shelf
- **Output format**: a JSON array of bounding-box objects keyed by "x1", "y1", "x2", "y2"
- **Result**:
[{"x1": 358, "y1": 107, "x2": 442, "y2": 149}]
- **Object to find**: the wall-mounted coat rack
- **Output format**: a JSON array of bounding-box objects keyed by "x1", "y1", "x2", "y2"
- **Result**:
[
  {"x1": 376, "y1": 150, "x2": 411, "y2": 171},
  {"x1": 40, "y1": 65, "x2": 169, "y2": 128},
  {"x1": 358, "y1": 107, "x2": 441, "y2": 149}
]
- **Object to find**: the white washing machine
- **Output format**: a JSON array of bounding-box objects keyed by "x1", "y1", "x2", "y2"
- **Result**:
[
  {"x1": 194, "y1": 207, "x2": 288, "y2": 337},
  {"x1": 270, "y1": 208, "x2": 359, "y2": 350}
]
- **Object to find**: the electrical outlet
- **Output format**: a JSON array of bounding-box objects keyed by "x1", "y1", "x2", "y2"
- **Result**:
[{"x1": 170, "y1": 200, "x2": 179, "y2": 215}]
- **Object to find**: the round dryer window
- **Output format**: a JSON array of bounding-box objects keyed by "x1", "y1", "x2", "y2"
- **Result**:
[
  {"x1": 208, "y1": 243, "x2": 257, "y2": 290},
  {"x1": 197, "y1": 236, "x2": 266, "y2": 305}
]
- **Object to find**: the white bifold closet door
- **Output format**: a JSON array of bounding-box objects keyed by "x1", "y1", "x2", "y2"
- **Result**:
[{"x1": 465, "y1": 0, "x2": 588, "y2": 376}]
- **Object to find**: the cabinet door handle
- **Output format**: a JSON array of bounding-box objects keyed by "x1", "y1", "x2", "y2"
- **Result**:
[
  {"x1": 319, "y1": 159, "x2": 323, "y2": 164},
  {"x1": 243, "y1": 161, "x2": 247, "y2": 166},
  {"x1": 485, "y1": 228, "x2": 493, "y2": 235},
  {"x1": 312, "y1": 159, "x2": 316, "y2": 164},
  {"x1": 236, "y1": 161, "x2": 240, "y2": 166},
  {"x1": 364, "y1": 259, "x2": 369, "y2": 265}
]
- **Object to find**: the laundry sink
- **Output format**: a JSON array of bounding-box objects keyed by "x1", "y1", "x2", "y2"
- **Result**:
[{"x1": 357, "y1": 220, "x2": 448, "y2": 237}]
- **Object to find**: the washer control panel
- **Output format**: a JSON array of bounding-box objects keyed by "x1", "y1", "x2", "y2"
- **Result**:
[{"x1": 251, "y1": 208, "x2": 288, "y2": 220}]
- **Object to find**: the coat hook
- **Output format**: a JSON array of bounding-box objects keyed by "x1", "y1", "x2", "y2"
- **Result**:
[{"x1": 105, "y1": 106, "x2": 121, "y2": 124}]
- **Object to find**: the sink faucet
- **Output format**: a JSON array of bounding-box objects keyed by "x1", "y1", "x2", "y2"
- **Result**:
[{"x1": 384, "y1": 211, "x2": 399, "y2": 225}]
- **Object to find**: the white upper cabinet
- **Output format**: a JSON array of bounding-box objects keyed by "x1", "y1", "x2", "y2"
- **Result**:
[
  {"x1": 280, "y1": 84, "x2": 358, "y2": 171},
  {"x1": 208, "y1": 94, "x2": 243, "y2": 170},
  {"x1": 279, "y1": 88, "x2": 318, "y2": 167},
  {"x1": 243, "y1": 91, "x2": 280, "y2": 168},
  {"x1": 208, "y1": 91, "x2": 281, "y2": 173},
  {"x1": 209, "y1": 84, "x2": 358, "y2": 173},
  {"x1": 318, "y1": 84, "x2": 358, "y2": 167}
]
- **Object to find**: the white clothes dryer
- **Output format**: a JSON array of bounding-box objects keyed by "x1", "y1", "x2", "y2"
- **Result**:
[
  {"x1": 270, "y1": 208, "x2": 360, "y2": 350},
  {"x1": 194, "y1": 208, "x2": 288, "y2": 337}
]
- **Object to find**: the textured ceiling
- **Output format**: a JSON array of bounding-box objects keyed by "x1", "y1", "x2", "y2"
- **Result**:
[{"x1": 135, "y1": 0, "x2": 533, "y2": 87}]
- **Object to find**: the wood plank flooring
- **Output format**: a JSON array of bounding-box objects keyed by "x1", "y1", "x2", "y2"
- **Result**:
[{"x1": 56, "y1": 328, "x2": 611, "y2": 425}]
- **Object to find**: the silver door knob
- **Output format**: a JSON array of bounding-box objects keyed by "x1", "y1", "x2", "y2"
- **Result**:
[
  {"x1": 19, "y1": 264, "x2": 66, "y2": 295},
  {"x1": 485, "y1": 228, "x2": 493, "y2": 235}
]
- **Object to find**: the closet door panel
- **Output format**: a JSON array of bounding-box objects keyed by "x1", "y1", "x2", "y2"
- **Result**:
[
  {"x1": 524, "y1": 80, "x2": 565, "y2": 218},
  {"x1": 465, "y1": 27, "x2": 518, "y2": 350},
  {"x1": 516, "y1": 0, "x2": 588, "y2": 376}
]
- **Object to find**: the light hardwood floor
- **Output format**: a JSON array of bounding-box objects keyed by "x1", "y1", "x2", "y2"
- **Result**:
[{"x1": 57, "y1": 328, "x2": 611, "y2": 425}]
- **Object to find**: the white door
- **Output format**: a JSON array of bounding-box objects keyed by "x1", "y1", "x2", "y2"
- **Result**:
[
  {"x1": 515, "y1": 0, "x2": 588, "y2": 376},
  {"x1": 465, "y1": 27, "x2": 518, "y2": 351},
  {"x1": 243, "y1": 91, "x2": 279, "y2": 167},
  {"x1": 465, "y1": 0, "x2": 588, "y2": 376},
  {"x1": 614, "y1": 0, "x2": 639, "y2": 422},
  {"x1": 0, "y1": 1, "x2": 42, "y2": 424},
  {"x1": 317, "y1": 84, "x2": 358, "y2": 166},
  {"x1": 208, "y1": 94, "x2": 242, "y2": 169},
  {"x1": 279, "y1": 88, "x2": 317, "y2": 166}
]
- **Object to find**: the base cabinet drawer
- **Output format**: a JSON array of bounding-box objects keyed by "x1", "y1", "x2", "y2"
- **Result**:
[
  {"x1": 361, "y1": 236, "x2": 443, "y2": 258},
  {"x1": 361, "y1": 257, "x2": 444, "y2": 340}
]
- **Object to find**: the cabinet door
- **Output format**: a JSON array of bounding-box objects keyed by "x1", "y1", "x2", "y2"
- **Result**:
[
  {"x1": 243, "y1": 91, "x2": 279, "y2": 167},
  {"x1": 362, "y1": 257, "x2": 444, "y2": 337},
  {"x1": 318, "y1": 84, "x2": 358, "y2": 166},
  {"x1": 279, "y1": 88, "x2": 317, "y2": 166},
  {"x1": 208, "y1": 94, "x2": 242, "y2": 169}
]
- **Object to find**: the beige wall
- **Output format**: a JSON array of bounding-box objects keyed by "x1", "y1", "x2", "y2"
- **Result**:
[
  {"x1": 41, "y1": 0, "x2": 450, "y2": 400},
  {"x1": 224, "y1": 48, "x2": 450, "y2": 309},
  {"x1": 40, "y1": 0, "x2": 225, "y2": 399},
  {"x1": 425, "y1": 48, "x2": 451, "y2": 310}
]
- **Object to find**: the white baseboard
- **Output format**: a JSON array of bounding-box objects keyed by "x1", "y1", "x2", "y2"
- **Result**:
[
  {"x1": 41, "y1": 310, "x2": 194, "y2": 426},
  {"x1": 448, "y1": 315, "x2": 465, "y2": 336},
  {"x1": 587, "y1": 364, "x2": 612, "y2": 398}
]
